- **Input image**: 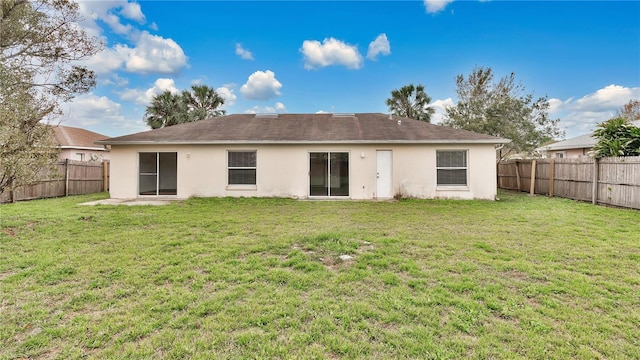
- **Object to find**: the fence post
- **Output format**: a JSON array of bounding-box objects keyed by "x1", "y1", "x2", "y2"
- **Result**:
[
  {"x1": 515, "y1": 161, "x2": 521, "y2": 192},
  {"x1": 64, "y1": 158, "x2": 70, "y2": 197},
  {"x1": 10, "y1": 178, "x2": 16, "y2": 203},
  {"x1": 592, "y1": 157, "x2": 599, "y2": 205},
  {"x1": 549, "y1": 159, "x2": 555, "y2": 197},
  {"x1": 103, "y1": 160, "x2": 109, "y2": 192},
  {"x1": 530, "y1": 160, "x2": 537, "y2": 195}
]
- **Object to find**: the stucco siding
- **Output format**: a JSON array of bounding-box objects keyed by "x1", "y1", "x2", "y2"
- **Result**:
[
  {"x1": 566, "y1": 148, "x2": 589, "y2": 158},
  {"x1": 59, "y1": 149, "x2": 110, "y2": 162},
  {"x1": 109, "y1": 143, "x2": 498, "y2": 200}
]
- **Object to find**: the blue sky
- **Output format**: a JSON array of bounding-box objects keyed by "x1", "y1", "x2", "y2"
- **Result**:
[{"x1": 64, "y1": 1, "x2": 640, "y2": 138}]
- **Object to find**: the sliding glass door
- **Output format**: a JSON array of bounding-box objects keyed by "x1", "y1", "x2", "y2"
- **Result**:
[
  {"x1": 139, "y1": 152, "x2": 177, "y2": 196},
  {"x1": 309, "y1": 152, "x2": 349, "y2": 197}
]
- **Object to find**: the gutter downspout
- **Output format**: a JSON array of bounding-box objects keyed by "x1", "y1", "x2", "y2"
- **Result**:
[{"x1": 495, "y1": 144, "x2": 505, "y2": 200}]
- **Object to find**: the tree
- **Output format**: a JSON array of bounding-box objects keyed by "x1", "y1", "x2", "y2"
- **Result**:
[
  {"x1": 144, "y1": 85, "x2": 226, "y2": 129},
  {"x1": 0, "y1": 0, "x2": 102, "y2": 194},
  {"x1": 593, "y1": 117, "x2": 640, "y2": 157},
  {"x1": 615, "y1": 99, "x2": 640, "y2": 121},
  {"x1": 143, "y1": 91, "x2": 188, "y2": 129},
  {"x1": 385, "y1": 83, "x2": 435, "y2": 122},
  {"x1": 442, "y1": 66, "x2": 563, "y2": 160},
  {"x1": 592, "y1": 100, "x2": 640, "y2": 158},
  {"x1": 183, "y1": 84, "x2": 226, "y2": 121}
]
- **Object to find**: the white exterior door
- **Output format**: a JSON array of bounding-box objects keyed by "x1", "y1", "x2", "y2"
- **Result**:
[{"x1": 376, "y1": 150, "x2": 392, "y2": 198}]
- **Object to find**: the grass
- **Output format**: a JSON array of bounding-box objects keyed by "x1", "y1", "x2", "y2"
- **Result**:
[{"x1": 1, "y1": 191, "x2": 639, "y2": 359}]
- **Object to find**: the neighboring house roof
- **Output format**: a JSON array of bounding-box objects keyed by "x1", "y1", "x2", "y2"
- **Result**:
[
  {"x1": 539, "y1": 134, "x2": 596, "y2": 152},
  {"x1": 98, "y1": 113, "x2": 510, "y2": 145},
  {"x1": 53, "y1": 125, "x2": 109, "y2": 150},
  {"x1": 538, "y1": 120, "x2": 640, "y2": 152}
]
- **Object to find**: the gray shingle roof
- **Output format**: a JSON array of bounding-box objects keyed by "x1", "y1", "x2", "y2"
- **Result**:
[
  {"x1": 53, "y1": 125, "x2": 108, "y2": 149},
  {"x1": 539, "y1": 134, "x2": 596, "y2": 151},
  {"x1": 97, "y1": 113, "x2": 510, "y2": 145},
  {"x1": 538, "y1": 120, "x2": 640, "y2": 152}
]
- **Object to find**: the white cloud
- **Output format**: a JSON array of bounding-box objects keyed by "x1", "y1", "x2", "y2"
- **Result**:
[
  {"x1": 103, "y1": 12, "x2": 133, "y2": 35},
  {"x1": 216, "y1": 85, "x2": 237, "y2": 106},
  {"x1": 78, "y1": 0, "x2": 142, "y2": 36},
  {"x1": 76, "y1": 2, "x2": 104, "y2": 38},
  {"x1": 63, "y1": 93, "x2": 121, "y2": 126},
  {"x1": 240, "y1": 70, "x2": 283, "y2": 100},
  {"x1": 572, "y1": 85, "x2": 638, "y2": 112},
  {"x1": 315, "y1": 110, "x2": 330, "y2": 114},
  {"x1": 78, "y1": 2, "x2": 187, "y2": 76},
  {"x1": 424, "y1": 0, "x2": 455, "y2": 14},
  {"x1": 149, "y1": 22, "x2": 159, "y2": 31},
  {"x1": 100, "y1": 74, "x2": 129, "y2": 87},
  {"x1": 300, "y1": 38, "x2": 363, "y2": 70},
  {"x1": 547, "y1": 84, "x2": 640, "y2": 137},
  {"x1": 367, "y1": 34, "x2": 391, "y2": 61},
  {"x1": 118, "y1": 31, "x2": 188, "y2": 74},
  {"x1": 244, "y1": 102, "x2": 287, "y2": 114},
  {"x1": 79, "y1": 31, "x2": 187, "y2": 75},
  {"x1": 548, "y1": 97, "x2": 567, "y2": 114},
  {"x1": 275, "y1": 102, "x2": 286, "y2": 112},
  {"x1": 429, "y1": 98, "x2": 454, "y2": 124},
  {"x1": 62, "y1": 93, "x2": 147, "y2": 135},
  {"x1": 235, "y1": 43, "x2": 254, "y2": 60},
  {"x1": 85, "y1": 31, "x2": 187, "y2": 75},
  {"x1": 119, "y1": 78, "x2": 179, "y2": 106},
  {"x1": 152, "y1": 78, "x2": 179, "y2": 93},
  {"x1": 120, "y1": 2, "x2": 146, "y2": 23},
  {"x1": 84, "y1": 48, "x2": 124, "y2": 75}
]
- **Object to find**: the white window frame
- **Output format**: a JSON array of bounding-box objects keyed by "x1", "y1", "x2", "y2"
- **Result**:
[
  {"x1": 436, "y1": 150, "x2": 469, "y2": 188},
  {"x1": 227, "y1": 150, "x2": 257, "y2": 190}
]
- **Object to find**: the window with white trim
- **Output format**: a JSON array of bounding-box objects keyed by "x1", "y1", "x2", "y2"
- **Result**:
[
  {"x1": 228, "y1": 151, "x2": 256, "y2": 185},
  {"x1": 436, "y1": 150, "x2": 467, "y2": 186}
]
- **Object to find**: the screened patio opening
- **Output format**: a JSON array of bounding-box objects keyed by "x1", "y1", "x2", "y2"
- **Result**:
[
  {"x1": 139, "y1": 152, "x2": 177, "y2": 196},
  {"x1": 309, "y1": 152, "x2": 349, "y2": 197}
]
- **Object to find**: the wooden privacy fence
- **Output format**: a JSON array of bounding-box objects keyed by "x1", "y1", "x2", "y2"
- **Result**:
[
  {"x1": 1, "y1": 160, "x2": 110, "y2": 204},
  {"x1": 498, "y1": 156, "x2": 640, "y2": 210}
]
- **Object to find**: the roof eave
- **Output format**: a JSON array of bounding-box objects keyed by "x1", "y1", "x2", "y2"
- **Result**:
[
  {"x1": 59, "y1": 145, "x2": 109, "y2": 151},
  {"x1": 97, "y1": 139, "x2": 511, "y2": 146},
  {"x1": 539, "y1": 144, "x2": 594, "y2": 151}
]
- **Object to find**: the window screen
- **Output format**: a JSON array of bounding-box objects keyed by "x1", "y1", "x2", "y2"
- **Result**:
[
  {"x1": 436, "y1": 150, "x2": 467, "y2": 186},
  {"x1": 228, "y1": 151, "x2": 256, "y2": 185}
]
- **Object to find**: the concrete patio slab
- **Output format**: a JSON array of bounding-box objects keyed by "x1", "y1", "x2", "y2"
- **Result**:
[{"x1": 78, "y1": 198, "x2": 183, "y2": 206}]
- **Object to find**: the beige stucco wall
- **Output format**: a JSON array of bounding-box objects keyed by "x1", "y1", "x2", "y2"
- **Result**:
[
  {"x1": 109, "y1": 143, "x2": 499, "y2": 200},
  {"x1": 549, "y1": 148, "x2": 591, "y2": 159},
  {"x1": 60, "y1": 148, "x2": 110, "y2": 162},
  {"x1": 566, "y1": 148, "x2": 589, "y2": 158}
]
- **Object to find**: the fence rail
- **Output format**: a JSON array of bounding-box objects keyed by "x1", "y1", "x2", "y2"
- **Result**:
[
  {"x1": 498, "y1": 157, "x2": 640, "y2": 210},
  {"x1": 1, "y1": 160, "x2": 110, "y2": 204}
]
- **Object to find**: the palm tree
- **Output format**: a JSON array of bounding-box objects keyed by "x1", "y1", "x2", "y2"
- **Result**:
[
  {"x1": 143, "y1": 85, "x2": 225, "y2": 129},
  {"x1": 143, "y1": 91, "x2": 186, "y2": 129},
  {"x1": 182, "y1": 85, "x2": 226, "y2": 122},
  {"x1": 385, "y1": 84, "x2": 435, "y2": 122}
]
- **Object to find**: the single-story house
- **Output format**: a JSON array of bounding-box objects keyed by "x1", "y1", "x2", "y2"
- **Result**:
[
  {"x1": 97, "y1": 113, "x2": 510, "y2": 200},
  {"x1": 53, "y1": 125, "x2": 110, "y2": 161},
  {"x1": 536, "y1": 134, "x2": 596, "y2": 159},
  {"x1": 536, "y1": 120, "x2": 640, "y2": 159}
]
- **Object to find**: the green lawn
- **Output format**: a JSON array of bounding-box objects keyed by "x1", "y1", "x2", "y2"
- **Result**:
[{"x1": 1, "y1": 191, "x2": 639, "y2": 359}]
